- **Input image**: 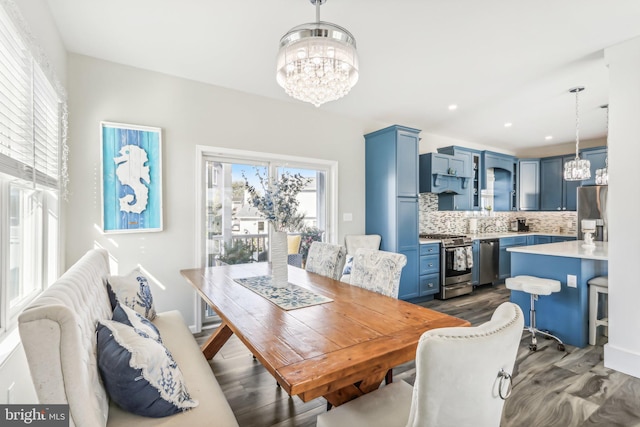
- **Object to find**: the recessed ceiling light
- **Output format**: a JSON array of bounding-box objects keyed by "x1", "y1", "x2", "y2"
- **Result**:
[
  {"x1": 448, "y1": 104, "x2": 457, "y2": 111},
  {"x1": 504, "y1": 122, "x2": 512, "y2": 128},
  {"x1": 545, "y1": 135, "x2": 553, "y2": 140}
]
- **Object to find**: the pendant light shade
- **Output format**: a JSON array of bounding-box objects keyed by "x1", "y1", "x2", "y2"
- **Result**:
[
  {"x1": 564, "y1": 86, "x2": 591, "y2": 181},
  {"x1": 276, "y1": 0, "x2": 359, "y2": 107}
]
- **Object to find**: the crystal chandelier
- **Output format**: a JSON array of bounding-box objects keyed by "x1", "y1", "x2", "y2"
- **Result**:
[
  {"x1": 564, "y1": 86, "x2": 591, "y2": 181},
  {"x1": 276, "y1": 0, "x2": 359, "y2": 108},
  {"x1": 595, "y1": 104, "x2": 609, "y2": 185}
]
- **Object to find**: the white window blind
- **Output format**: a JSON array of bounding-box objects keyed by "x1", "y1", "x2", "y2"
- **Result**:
[{"x1": 0, "y1": 5, "x2": 60, "y2": 189}]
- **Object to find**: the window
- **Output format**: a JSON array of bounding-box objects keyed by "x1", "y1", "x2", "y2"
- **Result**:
[
  {"x1": 195, "y1": 146, "x2": 337, "y2": 328},
  {"x1": 0, "y1": 4, "x2": 64, "y2": 333}
]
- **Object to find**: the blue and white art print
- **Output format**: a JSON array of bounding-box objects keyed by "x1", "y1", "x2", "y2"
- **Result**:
[{"x1": 101, "y1": 122, "x2": 163, "y2": 233}]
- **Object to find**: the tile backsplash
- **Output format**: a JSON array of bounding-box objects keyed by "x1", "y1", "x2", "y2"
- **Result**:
[{"x1": 419, "y1": 193, "x2": 577, "y2": 235}]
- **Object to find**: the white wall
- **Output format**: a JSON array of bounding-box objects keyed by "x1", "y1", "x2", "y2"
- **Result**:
[
  {"x1": 603, "y1": 36, "x2": 640, "y2": 378},
  {"x1": 65, "y1": 54, "x2": 383, "y2": 328}
]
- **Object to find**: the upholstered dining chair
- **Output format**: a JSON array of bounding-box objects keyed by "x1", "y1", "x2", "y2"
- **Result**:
[
  {"x1": 316, "y1": 302, "x2": 524, "y2": 427},
  {"x1": 340, "y1": 234, "x2": 382, "y2": 283},
  {"x1": 350, "y1": 248, "x2": 407, "y2": 298},
  {"x1": 305, "y1": 242, "x2": 347, "y2": 280}
]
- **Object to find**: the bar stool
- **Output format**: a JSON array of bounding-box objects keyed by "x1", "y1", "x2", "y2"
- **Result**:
[
  {"x1": 588, "y1": 276, "x2": 608, "y2": 345},
  {"x1": 505, "y1": 275, "x2": 565, "y2": 352}
]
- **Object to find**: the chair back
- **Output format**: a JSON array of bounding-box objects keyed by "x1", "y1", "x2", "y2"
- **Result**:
[
  {"x1": 305, "y1": 242, "x2": 347, "y2": 280},
  {"x1": 406, "y1": 302, "x2": 524, "y2": 427},
  {"x1": 350, "y1": 249, "x2": 407, "y2": 298},
  {"x1": 344, "y1": 234, "x2": 381, "y2": 255}
]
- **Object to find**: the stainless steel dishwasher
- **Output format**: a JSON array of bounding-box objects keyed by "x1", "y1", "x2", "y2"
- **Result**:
[{"x1": 479, "y1": 239, "x2": 499, "y2": 285}]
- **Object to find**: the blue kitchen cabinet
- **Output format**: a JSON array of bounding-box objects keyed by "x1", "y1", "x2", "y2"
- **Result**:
[
  {"x1": 540, "y1": 157, "x2": 562, "y2": 211},
  {"x1": 535, "y1": 235, "x2": 552, "y2": 244},
  {"x1": 471, "y1": 240, "x2": 480, "y2": 285},
  {"x1": 481, "y1": 151, "x2": 516, "y2": 211},
  {"x1": 365, "y1": 125, "x2": 420, "y2": 300},
  {"x1": 437, "y1": 146, "x2": 482, "y2": 211},
  {"x1": 499, "y1": 236, "x2": 528, "y2": 280},
  {"x1": 419, "y1": 243, "x2": 440, "y2": 297},
  {"x1": 562, "y1": 155, "x2": 579, "y2": 211},
  {"x1": 581, "y1": 147, "x2": 608, "y2": 186},
  {"x1": 419, "y1": 153, "x2": 468, "y2": 197},
  {"x1": 540, "y1": 156, "x2": 578, "y2": 211},
  {"x1": 518, "y1": 159, "x2": 540, "y2": 211},
  {"x1": 552, "y1": 236, "x2": 577, "y2": 243}
]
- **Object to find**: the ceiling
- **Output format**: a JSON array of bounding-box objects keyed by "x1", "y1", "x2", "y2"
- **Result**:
[{"x1": 44, "y1": 0, "x2": 640, "y2": 153}]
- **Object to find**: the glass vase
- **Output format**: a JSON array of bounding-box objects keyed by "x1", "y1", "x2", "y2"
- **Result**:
[{"x1": 270, "y1": 228, "x2": 288, "y2": 287}]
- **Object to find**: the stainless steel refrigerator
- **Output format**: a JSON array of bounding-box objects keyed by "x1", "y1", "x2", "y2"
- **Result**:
[{"x1": 577, "y1": 186, "x2": 608, "y2": 241}]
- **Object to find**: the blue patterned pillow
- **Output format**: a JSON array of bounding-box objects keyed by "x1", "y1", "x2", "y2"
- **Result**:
[
  {"x1": 342, "y1": 255, "x2": 354, "y2": 275},
  {"x1": 107, "y1": 268, "x2": 156, "y2": 320},
  {"x1": 112, "y1": 303, "x2": 161, "y2": 343},
  {"x1": 96, "y1": 320, "x2": 198, "y2": 417}
]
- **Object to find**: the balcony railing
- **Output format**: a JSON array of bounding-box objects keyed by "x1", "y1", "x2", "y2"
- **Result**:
[{"x1": 206, "y1": 233, "x2": 269, "y2": 266}]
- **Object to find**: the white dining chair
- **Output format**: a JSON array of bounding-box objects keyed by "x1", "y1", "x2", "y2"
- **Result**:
[
  {"x1": 340, "y1": 235, "x2": 382, "y2": 283},
  {"x1": 305, "y1": 242, "x2": 347, "y2": 280},
  {"x1": 350, "y1": 248, "x2": 407, "y2": 298},
  {"x1": 316, "y1": 302, "x2": 524, "y2": 427}
]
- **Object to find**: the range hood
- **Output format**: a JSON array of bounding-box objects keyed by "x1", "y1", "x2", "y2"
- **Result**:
[{"x1": 429, "y1": 173, "x2": 468, "y2": 194}]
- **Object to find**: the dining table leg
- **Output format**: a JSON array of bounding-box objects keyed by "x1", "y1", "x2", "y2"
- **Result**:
[
  {"x1": 322, "y1": 370, "x2": 388, "y2": 407},
  {"x1": 201, "y1": 321, "x2": 234, "y2": 359}
]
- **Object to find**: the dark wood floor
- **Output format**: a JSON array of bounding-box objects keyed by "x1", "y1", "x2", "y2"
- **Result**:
[{"x1": 196, "y1": 284, "x2": 640, "y2": 427}]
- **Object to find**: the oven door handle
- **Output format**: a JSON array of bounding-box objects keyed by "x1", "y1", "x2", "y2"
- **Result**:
[{"x1": 445, "y1": 246, "x2": 472, "y2": 252}]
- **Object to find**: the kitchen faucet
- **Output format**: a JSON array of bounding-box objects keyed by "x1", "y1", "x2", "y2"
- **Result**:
[{"x1": 480, "y1": 222, "x2": 496, "y2": 233}]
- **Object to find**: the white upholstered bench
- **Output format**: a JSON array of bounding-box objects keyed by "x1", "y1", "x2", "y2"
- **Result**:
[{"x1": 18, "y1": 249, "x2": 238, "y2": 427}]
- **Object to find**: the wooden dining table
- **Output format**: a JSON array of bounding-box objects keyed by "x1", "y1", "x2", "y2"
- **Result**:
[{"x1": 180, "y1": 263, "x2": 470, "y2": 407}]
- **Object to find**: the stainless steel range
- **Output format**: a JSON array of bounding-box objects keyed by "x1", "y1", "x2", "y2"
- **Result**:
[{"x1": 420, "y1": 233, "x2": 474, "y2": 300}]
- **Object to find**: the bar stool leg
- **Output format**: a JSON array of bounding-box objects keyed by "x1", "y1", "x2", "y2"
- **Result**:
[
  {"x1": 529, "y1": 294, "x2": 537, "y2": 351},
  {"x1": 589, "y1": 285, "x2": 598, "y2": 345}
]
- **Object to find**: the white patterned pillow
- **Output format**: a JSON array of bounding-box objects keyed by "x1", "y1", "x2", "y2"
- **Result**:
[
  {"x1": 112, "y1": 303, "x2": 161, "y2": 343},
  {"x1": 108, "y1": 268, "x2": 156, "y2": 320},
  {"x1": 96, "y1": 320, "x2": 198, "y2": 417}
]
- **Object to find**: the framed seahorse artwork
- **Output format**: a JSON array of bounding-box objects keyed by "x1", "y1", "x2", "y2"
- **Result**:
[{"x1": 101, "y1": 122, "x2": 163, "y2": 233}]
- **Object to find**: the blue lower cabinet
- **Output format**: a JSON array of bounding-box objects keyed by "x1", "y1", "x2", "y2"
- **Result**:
[
  {"x1": 419, "y1": 273, "x2": 440, "y2": 296},
  {"x1": 552, "y1": 236, "x2": 577, "y2": 243},
  {"x1": 419, "y1": 243, "x2": 440, "y2": 298},
  {"x1": 499, "y1": 236, "x2": 528, "y2": 280},
  {"x1": 472, "y1": 240, "x2": 480, "y2": 285},
  {"x1": 535, "y1": 235, "x2": 552, "y2": 244},
  {"x1": 399, "y1": 248, "x2": 419, "y2": 299}
]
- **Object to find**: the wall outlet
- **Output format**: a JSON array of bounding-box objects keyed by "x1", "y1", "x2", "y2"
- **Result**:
[
  {"x1": 567, "y1": 274, "x2": 577, "y2": 288},
  {"x1": 343, "y1": 213, "x2": 353, "y2": 222}
]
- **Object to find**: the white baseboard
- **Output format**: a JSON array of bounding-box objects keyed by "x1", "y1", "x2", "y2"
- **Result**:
[{"x1": 604, "y1": 343, "x2": 640, "y2": 379}]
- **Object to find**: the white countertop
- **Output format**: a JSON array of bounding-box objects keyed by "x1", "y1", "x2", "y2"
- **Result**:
[
  {"x1": 419, "y1": 232, "x2": 576, "y2": 245},
  {"x1": 468, "y1": 232, "x2": 576, "y2": 240},
  {"x1": 507, "y1": 240, "x2": 608, "y2": 261}
]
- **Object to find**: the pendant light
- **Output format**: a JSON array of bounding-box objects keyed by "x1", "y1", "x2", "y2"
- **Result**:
[
  {"x1": 595, "y1": 104, "x2": 609, "y2": 185},
  {"x1": 564, "y1": 86, "x2": 591, "y2": 181},
  {"x1": 276, "y1": 0, "x2": 359, "y2": 108}
]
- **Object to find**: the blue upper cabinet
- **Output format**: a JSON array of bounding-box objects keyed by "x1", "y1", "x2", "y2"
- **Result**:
[
  {"x1": 540, "y1": 157, "x2": 563, "y2": 211},
  {"x1": 419, "y1": 152, "x2": 469, "y2": 198},
  {"x1": 517, "y1": 159, "x2": 540, "y2": 211},
  {"x1": 481, "y1": 151, "x2": 516, "y2": 211},
  {"x1": 437, "y1": 146, "x2": 479, "y2": 211},
  {"x1": 365, "y1": 125, "x2": 420, "y2": 300},
  {"x1": 581, "y1": 147, "x2": 608, "y2": 186},
  {"x1": 540, "y1": 156, "x2": 578, "y2": 211}
]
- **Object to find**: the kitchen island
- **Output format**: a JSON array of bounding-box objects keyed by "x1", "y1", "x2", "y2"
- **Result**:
[{"x1": 507, "y1": 241, "x2": 608, "y2": 348}]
